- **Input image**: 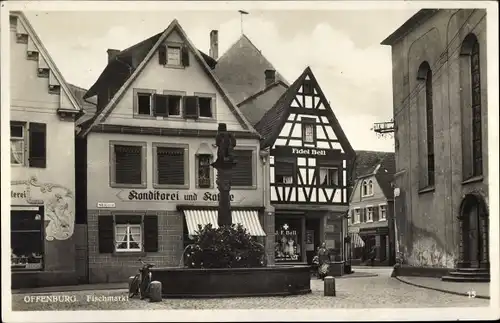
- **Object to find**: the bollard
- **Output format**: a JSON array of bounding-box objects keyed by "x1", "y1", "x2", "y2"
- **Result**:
[
  {"x1": 324, "y1": 276, "x2": 336, "y2": 297},
  {"x1": 128, "y1": 276, "x2": 136, "y2": 294},
  {"x1": 149, "y1": 281, "x2": 162, "y2": 302}
]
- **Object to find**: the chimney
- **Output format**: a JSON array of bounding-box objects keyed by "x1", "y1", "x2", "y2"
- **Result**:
[
  {"x1": 209, "y1": 30, "x2": 219, "y2": 60},
  {"x1": 107, "y1": 49, "x2": 120, "y2": 62},
  {"x1": 265, "y1": 69, "x2": 276, "y2": 87}
]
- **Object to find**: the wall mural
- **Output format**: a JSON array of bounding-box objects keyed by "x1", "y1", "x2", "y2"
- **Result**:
[{"x1": 11, "y1": 176, "x2": 74, "y2": 241}]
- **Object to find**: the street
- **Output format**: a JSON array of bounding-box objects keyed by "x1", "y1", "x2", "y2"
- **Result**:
[{"x1": 11, "y1": 268, "x2": 488, "y2": 311}]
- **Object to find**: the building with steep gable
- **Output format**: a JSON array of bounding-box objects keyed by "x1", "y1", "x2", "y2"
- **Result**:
[
  {"x1": 254, "y1": 67, "x2": 355, "y2": 268},
  {"x1": 75, "y1": 21, "x2": 270, "y2": 283},
  {"x1": 348, "y1": 151, "x2": 396, "y2": 266},
  {"x1": 8, "y1": 11, "x2": 83, "y2": 288}
]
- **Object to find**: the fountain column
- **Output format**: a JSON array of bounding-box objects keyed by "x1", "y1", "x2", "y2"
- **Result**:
[{"x1": 211, "y1": 123, "x2": 237, "y2": 227}]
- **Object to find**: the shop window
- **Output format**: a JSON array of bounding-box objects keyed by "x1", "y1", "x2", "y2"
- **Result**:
[
  {"x1": 275, "y1": 157, "x2": 295, "y2": 184},
  {"x1": 366, "y1": 207, "x2": 373, "y2": 222},
  {"x1": 379, "y1": 205, "x2": 387, "y2": 221},
  {"x1": 112, "y1": 144, "x2": 144, "y2": 186},
  {"x1": 232, "y1": 149, "x2": 254, "y2": 187},
  {"x1": 10, "y1": 121, "x2": 47, "y2": 168},
  {"x1": 11, "y1": 209, "x2": 44, "y2": 271},
  {"x1": 275, "y1": 219, "x2": 302, "y2": 262},
  {"x1": 197, "y1": 154, "x2": 212, "y2": 188},
  {"x1": 154, "y1": 146, "x2": 186, "y2": 187}
]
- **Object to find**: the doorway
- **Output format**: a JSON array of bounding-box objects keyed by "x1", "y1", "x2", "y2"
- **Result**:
[
  {"x1": 305, "y1": 218, "x2": 320, "y2": 264},
  {"x1": 460, "y1": 193, "x2": 488, "y2": 268}
]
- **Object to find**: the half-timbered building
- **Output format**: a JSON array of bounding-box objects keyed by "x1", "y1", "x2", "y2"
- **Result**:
[{"x1": 255, "y1": 67, "x2": 355, "y2": 267}]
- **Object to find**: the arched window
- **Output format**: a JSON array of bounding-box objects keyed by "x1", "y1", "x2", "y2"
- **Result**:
[
  {"x1": 368, "y1": 180, "x2": 374, "y2": 195},
  {"x1": 417, "y1": 61, "x2": 435, "y2": 187},
  {"x1": 362, "y1": 180, "x2": 368, "y2": 196},
  {"x1": 460, "y1": 34, "x2": 483, "y2": 179},
  {"x1": 471, "y1": 40, "x2": 482, "y2": 176}
]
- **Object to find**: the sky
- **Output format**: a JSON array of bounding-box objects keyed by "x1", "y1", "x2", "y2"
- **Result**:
[{"x1": 22, "y1": 7, "x2": 417, "y2": 152}]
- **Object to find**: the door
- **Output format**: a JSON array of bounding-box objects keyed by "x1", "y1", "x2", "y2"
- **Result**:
[
  {"x1": 305, "y1": 218, "x2": 320, "y2": 264},
  {"x1": 466, "y1": 202, "x2": 481, "y2": 267}
]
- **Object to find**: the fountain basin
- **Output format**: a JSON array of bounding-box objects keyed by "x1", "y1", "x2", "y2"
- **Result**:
[{"x1": 150, "y1": 266, "x2": 311, "y2": 298}]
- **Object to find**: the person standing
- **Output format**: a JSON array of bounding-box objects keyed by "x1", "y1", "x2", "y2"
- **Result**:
[{"x1": 317, "y1": 242, "x2": 330, "y2": 280}]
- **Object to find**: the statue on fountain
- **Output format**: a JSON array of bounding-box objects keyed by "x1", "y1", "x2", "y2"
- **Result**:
[{"x1": 212, "y1": 123, "x2": 237, "y2": 169}]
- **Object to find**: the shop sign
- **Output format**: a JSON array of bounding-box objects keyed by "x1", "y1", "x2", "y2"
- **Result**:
[
  {"x1": 272, "y1": 146, "x2": 341, "y2": 159},
  {"x1": 11, "y1": 189, "x2": 27, "y2": 200},
  {"x1": 116, "y1": 190, "x2": 245, "y2": 204},
  {"x1": 97, "y1": 202, "x2": 116, "y2": 208}
]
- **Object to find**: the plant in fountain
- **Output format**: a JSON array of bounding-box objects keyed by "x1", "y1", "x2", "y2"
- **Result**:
[
  {"x1": 184, "y1": 224, "x2": 266, "y2": 268},
  {"x1": 183, "y1": 123, "x2": 266, "y2": 269}
]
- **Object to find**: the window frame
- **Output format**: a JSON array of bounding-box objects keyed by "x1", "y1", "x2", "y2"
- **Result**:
[
  {"x1": 318, "y1": 166, "x2": 339, "y2": 187},
  {"x1": 10, "y1": 121, "x2": 26, "y2": 166},
  {"x1": 274, "y1": 157, "x2": 296, "y2": 185},
  {"x1": 366, "y1": 206, "x2": 374, "y2": 222},
  {"x1": 301, "y1": 118, "x2": 316, "y2": 144},
  {"x1": 470, "y1": 39, "x2": 483, "y2": 178},
  {"x1": 353, "y1": 208, "x2": 361, "y2": 224},
  {"x1": 152, "y1": 142, "x2": 190, "y2": 189},
  {"x1": 379, "y1": 204, "x2": 387, "y2": 221},
  {"x1": 166, "y1": 44, "x2": 182, "y2": 67},
  {"x1": 114, "y1": 223, "x2": 143, "y2": 253},
  {"x1": 196, "y1": 153, "x2": 214, "y2": 189},
  {"x1": 109, "y1": 141, "x2": 147, "y2": 189},
  {"x1": 232, "y1": 147, "x2": 257, "y2": 189},
  {"x1": 163, "y1": 90, "x2": 186, "y2": 118},
  {"x1": 362, "y1": 179, "x2": 374, "y2": 197},
  {"x1": 194, "y1": 92, "x2": 216, "y2": 119},
  {"x1": 133, "y1": 88, "x2": 156, "y2": 118}
]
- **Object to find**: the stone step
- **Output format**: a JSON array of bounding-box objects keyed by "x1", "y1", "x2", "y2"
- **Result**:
[
  {"x1": 455, "y1": 267, "x2": 489, "y2": 273},
  {"x1": 441, "y1": 275, "x2": 490, "y2": 283},
  {"x1": 448, "y1": 271, "x2": 490, "y2": 278}
]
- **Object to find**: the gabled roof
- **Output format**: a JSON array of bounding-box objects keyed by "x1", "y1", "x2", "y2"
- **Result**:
[
  {"x1": 213, "y1": 34, "x2": 289, "y2": 104},
  {"x1": 237, "y1": 80, "x2": 288, "y2": 126},
  {"x1": 254, "y1": 66, "x2": 355, "y2": 160},
  {"x1": 380, "y1": 9, "x2": 438, "y2": 46},
  {"x1": 11, "y1": 11, "x2": 82, "y2": 114},
  {"x1": 80, "y1": 20, "x2": 256, "y2": 138},
  {"x1": 353, "y1": 150, "x2": 396, "y2": 199},
  {"x1": 67, "y1": 83, "x2": 97, "y2": 125}
]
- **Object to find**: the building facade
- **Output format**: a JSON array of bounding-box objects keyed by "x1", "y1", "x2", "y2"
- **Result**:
[
  {"x1": 76, "y1": 21, "x2": 269, "y2": 283},
  {"x1": 348, "y1": 151, "x2": 396, "y2": 266},
  {"x1": 382, "y1": 9, "x2": 489, "y2": 278},
  {"x1": 8, "y1": 11, "x2": 82, "y2": 288},
  {"x1": 255, "y1": 67, "x2": 356, "y2": 266}
]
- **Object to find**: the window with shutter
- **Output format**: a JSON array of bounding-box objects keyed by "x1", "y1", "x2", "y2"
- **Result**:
[
  {"x1": 198, "y1": 97, "x2": 213, "y2": 118},
  {"x1": 114, "y1": 145, "x2": 142, "y2": 185},
  {"x1": 154, "y1": 94, "x2": 169, "y2": 117},
  {"x1": 167, "y1": 46, "x2": 181, "y2": 66},
  {"x1": 28, "y1": 122, "x2": 46, "y2": 168},
  {"x1": 156, "y1": 147, "x2": 185, "y2": 185},
  {"x1": 181, "y1": 46, "x2": 190, "y2": 66},
  {"x1": 10, "y1": 122, "x2": 25, "y2": 166},
  {"x1": 168, "y1": 95, "x2": 182, "y2": 116},
  {"x1": 275, "y1": 157, "x2": 295, "y2": 184},
  {"x1": 373, "y1": 206, "x2": 379, "y2": 222},
  {"x1": 137, "y1": 93, "x2": 152, "y2": 116},
  {"x1": 183, "y1": 96, "x2": 199, "y2": 119},
  {"x1": 98, "y1": 216, "x2": 115, "y2": 253},
  {"x1": 144, "y1": 215, "x2": 159, "y2": 252},
  {"x1": 158, "y1": 45, "x2": 167, "y2": 65},
  {"x1": 232, "y1": 150, "x2": 253, "y2": 187}
]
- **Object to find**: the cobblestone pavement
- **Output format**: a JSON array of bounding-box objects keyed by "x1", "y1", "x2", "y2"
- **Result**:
[
  {"x1": 11, "y1": 268, "x2": 488, "y2": 311},
  {"x1": 397, "y1": 276, "x2": 490, "y2": 298}
]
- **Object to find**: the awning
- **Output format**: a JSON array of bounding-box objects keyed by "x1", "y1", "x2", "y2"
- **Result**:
[
  {"x1": 183, "y1": 209, "x2": 266, "y2": 237},
  {"x1": 350, "y1": 232, "x2": 365, "y2": 248}
]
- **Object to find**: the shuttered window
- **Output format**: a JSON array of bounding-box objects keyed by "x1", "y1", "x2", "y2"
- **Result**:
[
  {"x1": 232, "y1": 150, "x2": 253, "y2": 187},
  {"x1": 154, "y1": 94, "x2": 169, "y2": 117},
  {"x1": 275, "y1": 157, "x2": 295, "y2": 184},
  {"x1": 157, "y1": 147, "x2": 185, "y2": 185},
  {"x1": 181, "y1": 46, "x2": 190, "y2": 66},
  {"x1": 28, "y1": 122, "x2": 46, "y2": 168},
  {"x1": 115, "y1": 145, "x2": 142, "y2": 185},
  {"x1": 158, "y1": 45, "x2": 167, "y2": 65},
  {"x1": 183, "y1": 96, "x2": 199, "y2": 118}
]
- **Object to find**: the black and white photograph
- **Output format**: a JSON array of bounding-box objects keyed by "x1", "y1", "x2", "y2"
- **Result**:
[{"x1": 1, "y1": 1, "x2": 498, "y2": 322}]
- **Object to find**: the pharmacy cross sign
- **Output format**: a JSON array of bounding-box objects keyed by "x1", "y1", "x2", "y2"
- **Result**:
[{"x1": 283, "y1": 223, "x2": 289, "y2": 230}]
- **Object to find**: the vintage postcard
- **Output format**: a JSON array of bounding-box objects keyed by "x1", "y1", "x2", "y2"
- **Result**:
[{"x1": 1, "y1": 0, "x2": 498, "y2": 322}]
